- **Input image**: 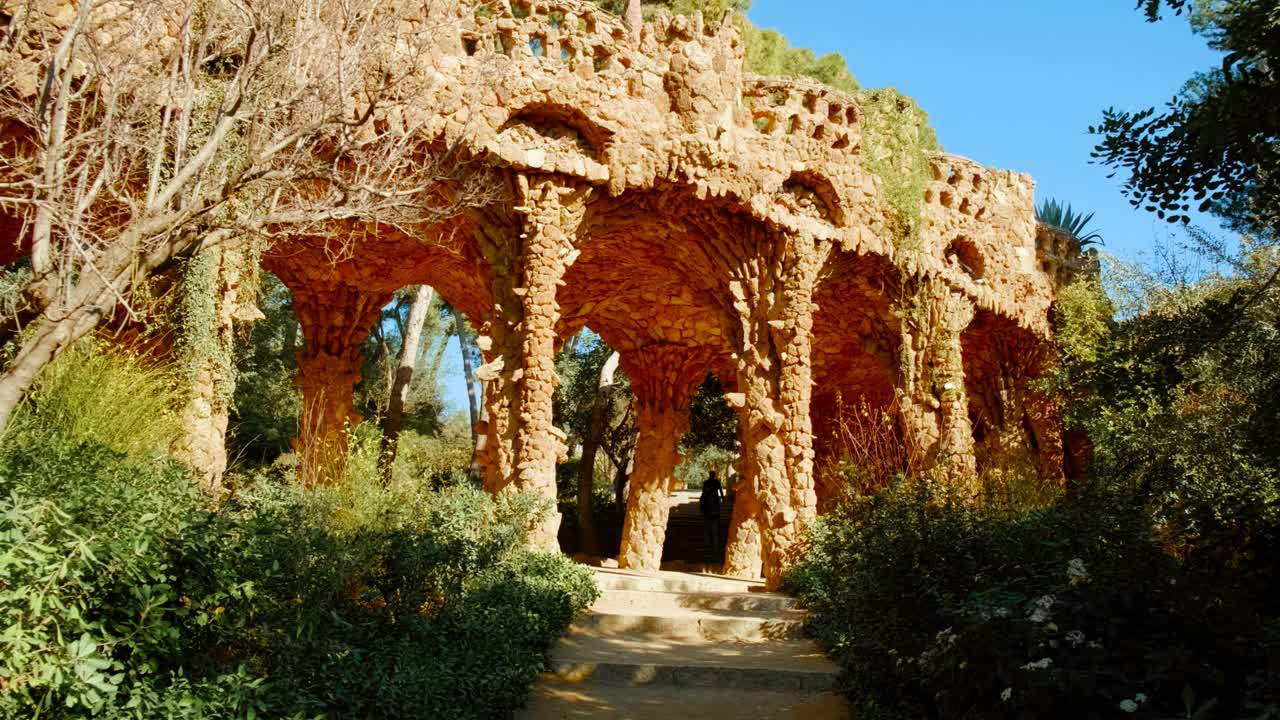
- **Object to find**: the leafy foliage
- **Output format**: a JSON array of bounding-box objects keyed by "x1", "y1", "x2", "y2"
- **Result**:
[
  {"x1": 1092, "y1": 0, "x2": 1280, "y2": 233},
  {"x1": 13, "y1": 341, "x2": 183, "y2": 459},
  {"x1": 788, "y1": 481, "x2": 1277, "y2": 720},
  {"x1": 0, "y1": 423, "x2": 595, "y2": 718},
  {"x1": 859, "y1": 89, "x2": 941, "y2": 247},
  {"x1": 742, "y1": 25, "x2": 859, "y2": 93},
  {"x1": 1062, "y1": 243, "x2": 1280, "y2": 574},
  {"x1": 230, "y1": 273, "x2": 301, "y2": 463},
  {"x1": 683, "y1": 375, "x2": 737, "y2": 452},
  {"x1": 1036, "y1": 198, "x2": 1106, "y2": 247}
]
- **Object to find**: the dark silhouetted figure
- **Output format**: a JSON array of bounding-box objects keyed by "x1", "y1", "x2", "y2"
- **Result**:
[{"x1": 699, "y1": 471, "x2": 725, "y2": 557}]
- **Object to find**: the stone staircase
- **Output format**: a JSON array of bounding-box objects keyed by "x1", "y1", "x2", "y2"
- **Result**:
[{"x1": 518, "y1": 567, "x2": 848, "y2": 719}]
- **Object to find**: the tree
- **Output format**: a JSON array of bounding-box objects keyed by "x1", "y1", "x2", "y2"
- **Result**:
[
  {"x1": 577, "y1": 350, "x2": 620, "y2": 553},
  {"x1": 1092, "y1": 0, "x2": 1280, "y2": 235},
  {"x1": 381, "y1": 285, "x2": 435, "y2": 481},
  {"x1": 451, "y1": 305, "x2": 481, "y2": 447},
  {"x1": 0, "y1": 0, "x2": 494, "y2": 433}
]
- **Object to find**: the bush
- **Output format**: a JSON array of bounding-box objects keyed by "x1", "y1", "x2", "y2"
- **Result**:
[
  {"x1": 14, "y1": 341, "x2": 184, "y2": 459},
  {"x1": 0, "y1": 428, "x2": 596, "y2": 719},
  {"x1": 391, "y1": 414, "x2": 475, "y2": 489},
  {"x1": 787, "y1": 481, "x2": 1277, "y2": 720}
]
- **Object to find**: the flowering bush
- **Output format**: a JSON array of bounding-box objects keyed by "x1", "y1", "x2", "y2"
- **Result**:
[{"x1": 786, "y1": 481, "x2": 1278, "y2": 719}]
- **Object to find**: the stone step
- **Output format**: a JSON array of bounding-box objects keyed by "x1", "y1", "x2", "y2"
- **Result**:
[
  {"x1": 592, "y1": 567, "x2": 764, "y2": 594},
  {"x1": 547, "y1": 628, "x2": 839, "y2": 691},
  {"x1": 576, "y1": 604, "x2": 807, "y2": 642},
  {"x1": 597, "y1": 588, "x2": 798, "y2": 614},
  {"x1": 521, "y1": 680, "x2": 848, "y2": 719}
]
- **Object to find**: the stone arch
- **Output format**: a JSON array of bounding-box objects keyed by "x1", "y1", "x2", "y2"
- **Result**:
[
  {"x1": 945, "y1": 235, "x2": 985, "y2": 281},
  {"x1": 261, "y1": 217, "x2": 493, "y2": 486},
  {"x1": 810, "y1": 251, "x2": 903, "y2": 511},
  {"x1": 496, "y1": 102, "x2": 614, "y2": 173},
  {"x1": 780, "y1": 170, "x2": 847, "y2": 227},
  {"x1": 960, "y1": 309, "x2": 1064, "y2": 483}
]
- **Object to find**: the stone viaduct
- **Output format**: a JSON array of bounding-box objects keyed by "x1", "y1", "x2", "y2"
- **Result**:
[
  {"x1": 263, "y1": 1, "x2": 1080, "y2": 588},
  {"x1": 4, "y1": 0, "x2": 1083, "y2": 589}
]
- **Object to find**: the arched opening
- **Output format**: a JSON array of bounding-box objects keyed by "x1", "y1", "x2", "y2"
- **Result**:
[
  {"x1": 946, "y1": 236, "x2": 986, "y2": 281},
  {"x1": 810, "y1": 253, "x2": 903, "y2": 513},
  {"x1": 781, "y1": 170, "x2": 846, "y2": 226}
]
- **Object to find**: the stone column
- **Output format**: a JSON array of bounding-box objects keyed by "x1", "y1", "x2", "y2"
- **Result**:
[
  {"x1": 1025, "y1": 388, "x2": 1066, "y2": 481},
  {"x1": 894, "y1": 278, "x2": 978, "y2": 496},
  {"x1": 473, "y1": 175, "x2": 589, "y2": 549},
  {"x1": 723, "y1": 417, "x2": 763, "y2": 578},
  {"x1": 176, "y1": 242, "x2": 260, "y2": 493},
  {"x1": 616, "y1": 345, "x2": 711, "y2": 571},
  {"x1": 722, "y1": 229, "x2": 824, "y2": 590},
  {"x1": 472, "y1": 325, "x2": 518, "y2": 495},
  {"x1": 291, "y1": 284, "x2": 391, "y2": 487}
]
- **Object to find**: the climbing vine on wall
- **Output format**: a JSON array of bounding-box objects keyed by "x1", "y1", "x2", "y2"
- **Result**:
[
  {"x1": 177, "y1": 241, "x2": 262, "y2": 406},
  {"x1": 857, "y1": 89, "x2": 941, "y2": 252}
]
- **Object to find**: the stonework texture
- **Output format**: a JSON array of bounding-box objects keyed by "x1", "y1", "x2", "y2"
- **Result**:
[{"x1": 4, "y1": 0, "x2": 1082, "y2": 588}]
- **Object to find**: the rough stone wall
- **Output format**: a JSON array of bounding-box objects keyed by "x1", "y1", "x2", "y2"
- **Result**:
[{"x1": 257, "y1": 0, "x2": 1075, "y2": 583}]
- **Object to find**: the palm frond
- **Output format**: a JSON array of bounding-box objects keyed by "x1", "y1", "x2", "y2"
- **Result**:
[{"x1": 1037, "y1": 197, "x2": 1106, "y2": 247}]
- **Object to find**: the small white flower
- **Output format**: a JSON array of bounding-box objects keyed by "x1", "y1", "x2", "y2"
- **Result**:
[
  {"x1": 1020, "y1": 657, "x2": 1053, "y2": 671},
  {"x1": 1065, "y1": 630, "x2": 1086, "y2": 648},
  {"x1": 1067, "y1": 558, "x2": 1089, "y2": 586},
  {"x1": 1001, "y1": 687, "x2": 1012, "y2": 702},
  {"x1": 1027, "y1": 595, "x2": 1056, "y2": 623},
  {"x1": 1134, "y1": 693, "x2": 1147, "y2": 704},
  {"x1": 1119, "y1": 699, "x2": 1139, "y2": 713}
]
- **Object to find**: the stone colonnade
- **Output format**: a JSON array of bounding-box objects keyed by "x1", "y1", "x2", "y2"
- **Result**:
[{"x1": 270, "y1": 195, "x2": 1046, "y2": 589}]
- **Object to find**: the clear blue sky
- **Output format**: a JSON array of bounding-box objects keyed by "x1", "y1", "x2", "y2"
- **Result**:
[
  {"x1": 438, "y1": 2, "x2": 1222, "y2": 415},
  {"x1": 748, "y1": 0, "x2": 1223, "y2": 259}
]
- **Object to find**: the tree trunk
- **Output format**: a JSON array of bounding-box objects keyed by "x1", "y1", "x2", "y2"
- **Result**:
[
  {"x1": 284, "y1": 313, "x2": 299, "y2": 367},
  {"x1": 577, "y1": 350, "x2": 620, "y2": 555},
  {"x1": 381, "y1": 285, "x2": 433, "y2": 482},
  {"x1": 453, "y1": 307, "x2": 479, "y2": 447}
]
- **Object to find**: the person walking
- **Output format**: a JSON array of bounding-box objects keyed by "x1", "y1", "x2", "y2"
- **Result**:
[{"x1": 699, "y1": 471, "x2": 726, "y2": 557}]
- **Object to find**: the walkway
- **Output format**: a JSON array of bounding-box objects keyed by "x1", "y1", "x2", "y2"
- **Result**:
[{"x1": 519, "y1": 566, "x2": 848, "y2": 719}]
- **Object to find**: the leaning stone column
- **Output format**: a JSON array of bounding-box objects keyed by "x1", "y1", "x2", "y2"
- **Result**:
[
  {"x1": 616, "y1": 345, "x2": 711, "y2": 571},
  {"x1": 473, "y1": 175, "x2": 589, "y2": 548},
  {"x1": 894, "y1": 278, "x2": 978, "y2": 496},
  {"x1": 291, "y1": 284, "x2": 391, "y2": 487},
  {"x1": 722, "y1": 229, "x2": 825, "y2": 590}
]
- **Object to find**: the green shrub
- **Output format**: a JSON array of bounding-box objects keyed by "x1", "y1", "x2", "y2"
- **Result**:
[
  {"x1": 0, "y1": 433, "x2": 269, "y2": 718},
  {"x1": 1055, "y1": 253, "x2": 1280, "y2": 580},
  {"x1": 787, "y1": 481, "x2": 1277, "y2": 720},
  {"x1": 391, "y1": 415, "x2": 475, "y2": 489},
  {"x1": 15, "y1": 341, "x2": 184, "y2": 459},
  {"x1": 0, "y1": 429, "x2": 596, "y2": 719}
]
